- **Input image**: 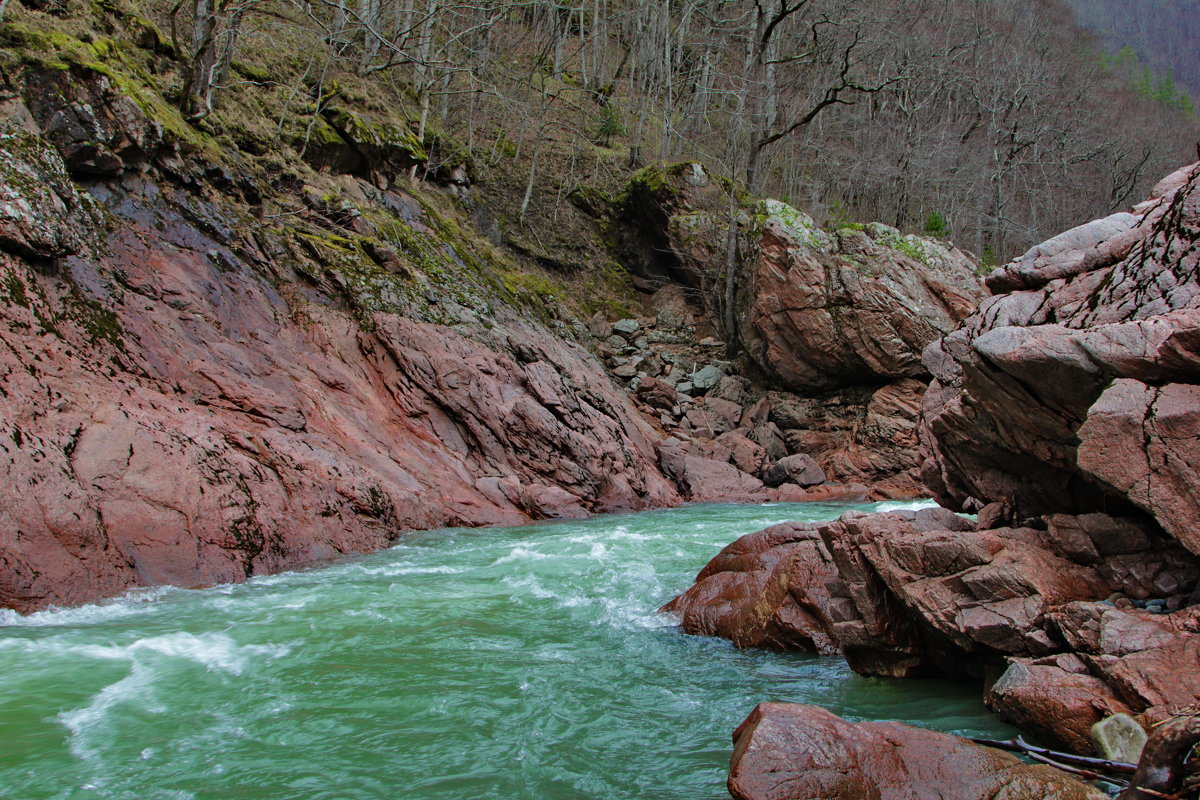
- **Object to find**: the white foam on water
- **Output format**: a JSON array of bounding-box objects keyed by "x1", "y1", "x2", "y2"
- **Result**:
[
  {"x1": 59, "y1": 662, "x2": 162, "y2": 761},
  {"x1": 501, "y1": 575, "x2": 556, "y2": 600},
  {"x1": 874, "y1": 499, "x2": 940, "y2": 512},
  {"x1": 491, "y1": 546, "x2": 549, "y2": 565},
  {"x1": 0, "y1": 586, "x2": 176, "y2": 628},
  {"x1": 608, "y1": 529, "x2": 660, "y2": 542},
  {"x1": 587, "y1": 542, "x2": 607, "y2": 558},
  {"x1": 127, "y1": 632, "x2": 289, "y2": 674},
  {"x1": 361, "y1": 563, "x2": 469, "y2": 577},
  {"x1": 8, "y1": 632, "x2": 289, "y2": 675},
  {"x1": 596, "y1": 595, "x2": 668, "y2": 631},
  {"x1": 344, "y1": 608, "x2": 389, "y2": 621}
]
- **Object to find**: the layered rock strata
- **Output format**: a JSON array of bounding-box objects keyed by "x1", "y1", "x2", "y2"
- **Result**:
[
  {"x1": 665, "y1": 508, "x2": 1200, "y2": 753},
  {"x1": 921, "y1": 162, "x2": 1200, "y2": 546},
  {"x1": 0, "y1": 67, "x2": 680, "y2": 612},
  {"x1": 664, "y1": 163, "x2": 1200, "y2": 783}
]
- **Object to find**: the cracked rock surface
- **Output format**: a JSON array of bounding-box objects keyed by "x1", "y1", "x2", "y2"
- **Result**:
[{"x1": 920, "y1": 161, "x2": 1200, "y2": 546}]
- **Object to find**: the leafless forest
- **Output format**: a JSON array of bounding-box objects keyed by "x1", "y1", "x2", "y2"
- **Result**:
[{"x1": 159, "y1": 0, "x2": 1198, "y2": 262}]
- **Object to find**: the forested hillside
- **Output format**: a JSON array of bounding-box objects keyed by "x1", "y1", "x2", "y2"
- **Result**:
[
  {"x1": 1066, "y1": 0, "x2": 1200, "y2": 96},
  {"x1": 8, "y1": 0, "x2": 1192, "y2": 274}
]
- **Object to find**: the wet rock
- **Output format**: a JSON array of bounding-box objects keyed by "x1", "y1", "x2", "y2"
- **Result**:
[
  {"x1": 728, "y1": 703, "x2": 1106, "y2": 800},
  {"x1": 665, "y1": 509, "x2": 1199, "y2": 702},
  {"x1": 985, "y1": 655, "x2": 1132, "y2": 754},
  {"x1": 660, "y1": 522, "x2": 839, "y2": 652}
]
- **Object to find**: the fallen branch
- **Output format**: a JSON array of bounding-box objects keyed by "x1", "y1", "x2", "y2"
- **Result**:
[
  {"x1": 972, "y1": 735, "x2": 1138, "y2": 776},
  {"x1": 1025, "y1": 750, "x2": 1129, "y2": 787}
]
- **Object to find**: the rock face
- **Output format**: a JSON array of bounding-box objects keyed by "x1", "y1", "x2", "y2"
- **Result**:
[
  {"x1": 609, "y1": 164, "x2": 987, "y2": 498},
  {"x1": 728, "y1": 703, "x2": 1106, "y2": 800},
  {"x1": 660, "y1": 522, "x2": 840, "y2": 653},
  {"x1": 0, "y1": 74, "x2": 680, "y2": 612},
  {"x1": 666, "y1": 165, "x2": 1200, "y2": 791},
  {"x1": 665, "y1": 509, "x2": 1200, "y2": 753},
  {"x1": 920, "y1": 161, "x2": 1200, "y2": 552},
  {"x1": 738, "y1": 204, "x2": 985, "y2": 394}
]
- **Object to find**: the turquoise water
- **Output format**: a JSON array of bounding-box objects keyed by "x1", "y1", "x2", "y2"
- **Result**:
[{"x1": 0, "y1": 501, "x2": 1013, "y2": 800}]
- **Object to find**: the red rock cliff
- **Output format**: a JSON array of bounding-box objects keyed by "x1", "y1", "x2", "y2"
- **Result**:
[{"x1": 0, "y1": 71, "x2": 680, "y2": 612}]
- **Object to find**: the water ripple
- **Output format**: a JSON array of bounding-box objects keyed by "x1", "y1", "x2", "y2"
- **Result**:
[{"x1": 0, "y1": 501, "x2": 1005, "y2": 800}]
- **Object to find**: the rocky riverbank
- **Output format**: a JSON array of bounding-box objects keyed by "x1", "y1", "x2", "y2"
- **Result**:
[
  {"x1": 664, "y1": 161, "x2": 1200, "y2": 797},
  {"x1": 0, "y1": 17, "x2": 984, "y2": 612}
]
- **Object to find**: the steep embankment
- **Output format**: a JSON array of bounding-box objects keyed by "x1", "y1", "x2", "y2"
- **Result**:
[
  {"x1": 664, "y1": 161, "x2": 1200, "y2": 796},
  {"x1": 0, "y1": 39, "x2": 682, "y2": 611}
]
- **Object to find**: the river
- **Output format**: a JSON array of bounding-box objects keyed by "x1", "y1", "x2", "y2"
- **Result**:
[{"x1": 0, "y1": 501, "x2": 1013, "y2": 800}]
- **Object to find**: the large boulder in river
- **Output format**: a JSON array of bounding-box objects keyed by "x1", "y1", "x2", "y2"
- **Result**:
[
  {"x1": 920, "y1": 161, "x2": 1200, "y2": 554},
  {"x1": 728, "y1": 703, "x2": 1106, "y2": 800}
]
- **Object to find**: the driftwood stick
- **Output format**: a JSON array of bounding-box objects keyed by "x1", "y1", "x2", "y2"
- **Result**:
[
  {"x1": 971, "y1": 736, "x2": 1139, "y2": 776},
  {"x1": 1025, "y1": 750, "x2": 1130, "y2": 786}
]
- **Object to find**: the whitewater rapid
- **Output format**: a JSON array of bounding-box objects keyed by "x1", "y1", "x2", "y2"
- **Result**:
[{"x1": 0, "y1": 500, "x2": 1010, "y2": 800}]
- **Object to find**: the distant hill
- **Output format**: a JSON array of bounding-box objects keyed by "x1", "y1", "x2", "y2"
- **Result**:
[{"x1": 1066, "y1": 0, "x2": 1200, "y2": 95}]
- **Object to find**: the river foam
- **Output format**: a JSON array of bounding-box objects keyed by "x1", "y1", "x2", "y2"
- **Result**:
[{"x1": 0, "y1": 501, "x2": 1007, "y2": 800}]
